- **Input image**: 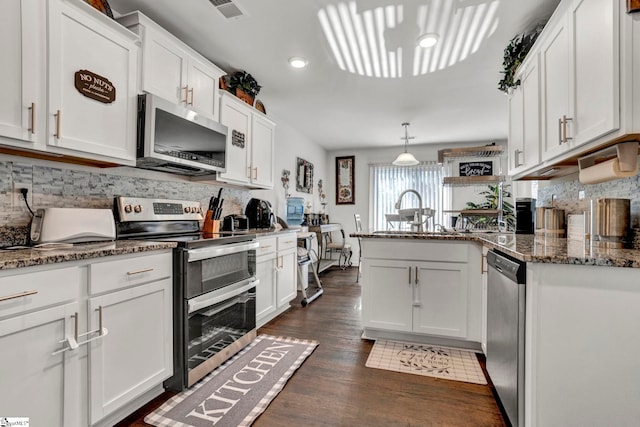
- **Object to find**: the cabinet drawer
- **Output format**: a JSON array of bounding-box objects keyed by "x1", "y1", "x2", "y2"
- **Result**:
[
  {"x1": 0, "y1": 266, "x2": 84, "y2": 318},
  {"x1": 257, "y1": 237, "x2": 277, "y2": 257},
  {"x1": 277, "y1": 234, "x2": 297, "y2": 251},
  {"x1": 362, "y1": 239, "x2": 469, "y2": 263},
  {"x1": 89, "y1": 251, "x2": 172, "y2": 295}
]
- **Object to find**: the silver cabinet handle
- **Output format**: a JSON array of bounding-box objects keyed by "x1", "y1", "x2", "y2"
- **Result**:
[
  {"x1": 28, "y1": 102, "x2": 35, "y2": 134},
  {"x1": 126, "y1": 267, "x2": 154, "y2": 275},
  {"x1": 77, "y1": 306, "x2": 108, "y2": 346},
  {"x1": 408, "y1": 266, "x2": 412, "y2": 284},
  {"x1": 562, "y1": 115, "x2": 573, "y2": 142},
  {"x1": 182, "y1": 85, "x2": 189, "y2": 103},
  {"x1": 0, "y1": 290, "x2": 38, "y2": 303},
  {"x1": 514, "y1": 149, "x2": 523, "y2": 167},
  {"x1": 188, "y1": 87, "x2": 194, "y2": 106},
  {"x1": 54, "y1": 110, "x2": 61, "y2": 139},
  {"x1": 414, "y1": 266, "x2": 419, "y2": 285}
]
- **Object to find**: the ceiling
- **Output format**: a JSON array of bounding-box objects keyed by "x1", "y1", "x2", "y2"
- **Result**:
[{"x1": 107, "y1": 0, "x2": 560, "y2": 151}]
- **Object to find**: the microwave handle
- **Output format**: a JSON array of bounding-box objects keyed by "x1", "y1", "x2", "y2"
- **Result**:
[
  {"x1": 187, "y1": 241, "x2": 259, "y2": 262},
  {"x1": 188, "y1": 278, "x2": 258, "y2": 314}
]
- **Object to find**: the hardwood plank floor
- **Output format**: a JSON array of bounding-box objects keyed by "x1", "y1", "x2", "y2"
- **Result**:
[{"x1": 117, "y1": 267, "x2": 507, "y2": 427}]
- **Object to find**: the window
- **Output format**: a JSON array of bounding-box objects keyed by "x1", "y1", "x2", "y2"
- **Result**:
[{"x1": 370, "y1": 162, "x2": 443, "y2": 231}]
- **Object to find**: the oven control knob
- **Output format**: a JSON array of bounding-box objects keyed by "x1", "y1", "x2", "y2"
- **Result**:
[
  {"x1": 184, "y1": 207, "x2": 190, "y2": 213},
  {"x1": 134, "y1": 205, "x2": 142, "y2": 213},
  {"x1": 197, "y1": 207, "x2": 202, "y2": 214},
  {"x1": 124, "y1": 205, "x2": 132, "y2": 213}
]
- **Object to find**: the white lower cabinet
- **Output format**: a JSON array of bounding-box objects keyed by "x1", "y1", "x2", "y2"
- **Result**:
[
  {"x1": 255, "y1": 233, "x2": 297, "y2": 327},
  {"x1": 361, "y1": 239, "x2": 482, "y2": 346},
  {"x1": 0, "y1": 250, "x2": 173, "y2": 426}
]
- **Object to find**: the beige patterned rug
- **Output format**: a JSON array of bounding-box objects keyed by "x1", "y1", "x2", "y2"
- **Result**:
[{"x1": 365, "y1": 340, "x2": 487, "y2": 385}]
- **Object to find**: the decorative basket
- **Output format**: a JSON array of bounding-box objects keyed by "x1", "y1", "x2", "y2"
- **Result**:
[{"x1": 235, "y1": 88, "x2": 254, "y2": 106}]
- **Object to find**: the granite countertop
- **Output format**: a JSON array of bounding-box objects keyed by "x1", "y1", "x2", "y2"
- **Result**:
[
  {"x1": 0, "y1": 240, "x2": 177, "y2": 271},
  {"x1": 352, "y1": 231, "x2": 640, "y2": 268}
]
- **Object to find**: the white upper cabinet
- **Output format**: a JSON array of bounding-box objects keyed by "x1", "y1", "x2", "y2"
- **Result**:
[
  {"x1": 118, "y1": 11, "x2": 224, "y2": 122},
  {"x1": 218, "y1": 92, "x2": 276, "y2": 189},
  {"x1": 541, "y1": 0, "x2": 619, "y2": 162},
  {"x1": 509, "y1": 54, "x2": 540, "y2": 175},
  {"x1": 47, "y1": 0, "x2": 139, "y2": 165},
  {"x1": 0, "y1": 0, "x2": 46, "y2": 150}
]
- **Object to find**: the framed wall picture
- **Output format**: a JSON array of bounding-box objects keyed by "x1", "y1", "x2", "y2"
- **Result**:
[
  {"x1": 629, "y1": 0, "x2": 640, "y2": 13},
  {"x1": 336, "y1": 156, "x2": 355, "y2": 205},
  {"x1": 296, "y1": 157, "x2": 313, "y2": 193}
]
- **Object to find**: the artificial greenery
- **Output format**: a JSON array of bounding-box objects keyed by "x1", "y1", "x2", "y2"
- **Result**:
[
  {"x1": 227, "y1": 70, "x2": 261, "y2": 98},
  {"x1": 498, "y1": 26, "x2": 543, "y2": 93},
  {"x1": 464, "y1": 184, "x2": 515, "y2": 230}
]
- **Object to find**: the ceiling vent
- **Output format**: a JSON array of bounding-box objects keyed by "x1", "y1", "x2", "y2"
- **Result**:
[{"x1": 209, "y1": 0, "x2": 246, "y2": 19}]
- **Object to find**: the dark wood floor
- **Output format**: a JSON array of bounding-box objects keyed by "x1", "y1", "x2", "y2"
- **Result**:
[{"x1": 117, "y1": 267, "x2": 507, "y2": 427}]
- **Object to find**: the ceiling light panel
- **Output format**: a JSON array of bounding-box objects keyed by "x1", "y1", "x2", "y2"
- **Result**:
[{"x1": 319, "y1": 0, "x2": 500, "y2": 79}]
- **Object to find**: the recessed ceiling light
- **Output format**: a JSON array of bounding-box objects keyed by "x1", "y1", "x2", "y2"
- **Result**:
[
  {"x1": 417, "y1": 33, "x2": 439, "y2": 48},
  {"x1": 289, "y1": 57, "x2": 308, "y2": 68}
]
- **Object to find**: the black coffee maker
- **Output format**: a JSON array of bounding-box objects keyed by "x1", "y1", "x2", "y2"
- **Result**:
[
  {"x1": 245, "y1": 198, "x2": 275, "y2": 229},
  {"x1": 515, "y1": 198, "x2": 536, "y2": 234}
]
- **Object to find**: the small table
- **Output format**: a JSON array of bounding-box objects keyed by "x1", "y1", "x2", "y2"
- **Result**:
[{"x1": 308, "y1": 223, "x2": 351, "y2": 274}]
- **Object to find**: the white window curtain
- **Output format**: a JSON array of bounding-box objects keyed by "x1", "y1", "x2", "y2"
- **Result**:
[{"x1": 370, "y1": 162, "x2": 443, "y2": 231}]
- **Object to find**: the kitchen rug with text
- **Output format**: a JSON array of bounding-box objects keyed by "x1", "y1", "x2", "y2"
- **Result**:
[
  {"x1": 365, "y1": 340, "x2": 487, "y2": 385},
  {"x1": 144, "y1": 334, "x2": 318, "y2": 427}
]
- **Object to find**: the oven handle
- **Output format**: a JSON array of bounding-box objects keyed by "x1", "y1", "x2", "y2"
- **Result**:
[
  {"x1": 186, "y1": 241, "x2": 259, "y2": 262},
  {"x1": 188, "y1": 277, "x2": 258, "y2": 314}
]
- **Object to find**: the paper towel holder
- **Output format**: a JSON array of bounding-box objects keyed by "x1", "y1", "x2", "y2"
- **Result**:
[{"x1": 578, "y1": 141, "x2": 638, "y2": 178}]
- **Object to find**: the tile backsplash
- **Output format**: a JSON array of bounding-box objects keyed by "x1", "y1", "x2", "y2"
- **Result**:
[{"x1": 0, "y1": 160, "x2": 251, "y2": 246}]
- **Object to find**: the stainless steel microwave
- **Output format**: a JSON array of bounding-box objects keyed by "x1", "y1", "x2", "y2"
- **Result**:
[{"x1": 136, "y1": 93, "x2": 228, "y2": 176}]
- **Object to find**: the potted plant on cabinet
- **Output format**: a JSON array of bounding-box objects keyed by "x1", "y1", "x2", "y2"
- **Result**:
[
  {"x1": 498, "y1": 24, "x2": 544, "y2": 94},
  {"x1": 227, "y1": 70, "x2": 261, "y2": 106}
]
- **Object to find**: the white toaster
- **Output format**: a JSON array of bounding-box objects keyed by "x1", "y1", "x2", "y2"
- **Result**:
[{"x1": 30, "y1": 208, "x2": 116, "y2": 244}]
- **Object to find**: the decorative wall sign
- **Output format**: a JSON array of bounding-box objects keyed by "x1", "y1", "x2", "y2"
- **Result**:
[
  {"x1": 336, "y1": 155, "x2": 355, "y2": 205},
  {"x1": 296, "y1": 157, "x2": 314, "y2": 193},
  {"x1": 628, "y1": 0, "x2": 640, "y2": 13},
  {"x1": 74, "y1": 70, "x2": 116, "y2": 103},
  {"x1": 232, "y1": 130, "x2": 245, "y2": 148},
  {"x1": 459, "y1": 161, "x2": 493, "y2": 177}
]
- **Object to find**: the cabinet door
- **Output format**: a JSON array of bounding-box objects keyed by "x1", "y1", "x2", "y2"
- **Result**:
[
  {"x1": 0, "y1": 302, "x2": 84, "y2": 427},
  {"x1": 508, "y1": 87, "x2": 524, "y2": 175},
  {"x1": 540, "y1": 16, "x2": 571, "y2": 161},
  {"x1": 47, "y1": 0, "x2": 138, "y2": 164},
  {"x1": 218, "y1": 95, "x2": 251, "y2": 184},
  {"x1": 0, "y1": 0, "x2": 45, "y2": 149},
  {"x1": 413, "y1": 261, "x2": 468, "y2": 338},
  {"x1": 276, "y1": 250, "x2": 297, "y2": 307},
  {"x1": 361, "y1": 259, "x2": 413, "y2": 332},
  {"x1": 251, "y1": 114, "x2": 275, "y2": 188},
  {"x1": 88, "y1": 278, "x2": 172, "y2": 424},
  {"x1": 187, "y1": 56, "x2": 223, "y2": 121},
  {"x1": 521, "y1": 56, "x2": 540, "y2": 169},
  {"x1": 256, "y1": 255, "x2": 277, "y2": 327},
  {"x1": 141, "y1": 25, "x2": 188, "y2": 106},
  {"x1": 571, "y1": 0, "x2": 619, "y2": 146}
]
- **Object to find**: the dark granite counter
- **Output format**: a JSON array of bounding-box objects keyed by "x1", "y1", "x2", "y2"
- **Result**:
[
  {"x1": 0, "y1": 240, "x2": 177, "y2": 271},
  {"x1": 352, "y1": 231, "x2": 640, "y2": 268}
]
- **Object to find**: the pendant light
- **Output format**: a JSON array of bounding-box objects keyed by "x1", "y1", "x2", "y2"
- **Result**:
[{"x1": 392, "y1": 122, "x2": 419, "y2": 166}]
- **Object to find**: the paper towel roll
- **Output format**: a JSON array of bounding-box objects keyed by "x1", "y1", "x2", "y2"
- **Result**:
[{"x1": 578, "y1": 158, "x2": 638, "y2": 184}]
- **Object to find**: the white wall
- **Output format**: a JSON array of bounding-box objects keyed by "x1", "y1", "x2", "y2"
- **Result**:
[{"x1": 251, "y1": 118, "x2": 328, "y2": 220}]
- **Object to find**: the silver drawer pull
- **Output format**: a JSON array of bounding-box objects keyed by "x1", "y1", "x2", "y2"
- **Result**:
[
  {"x1": 126, "y1": 267, "x2": 154, "y2": 275},
  {"x1": 0, "y1": 290, "x2": 38, "y2": 303},
  {"x1": 261, "y1": 245, "x2": 272, "y2": 249}
]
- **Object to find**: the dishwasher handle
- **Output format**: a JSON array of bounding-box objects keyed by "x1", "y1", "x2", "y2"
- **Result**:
[{"x1": 487, "y1": 250, "x2": 525, "y2": 284}]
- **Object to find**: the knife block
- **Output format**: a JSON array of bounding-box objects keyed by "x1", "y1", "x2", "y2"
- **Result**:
[{"x1": 202, "y1": 211, "x2": 221, "y2": 236}]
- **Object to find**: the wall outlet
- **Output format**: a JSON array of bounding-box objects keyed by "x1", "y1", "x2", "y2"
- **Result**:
[
  {"x1": 578, "y1": 190, "x2": 585, "y2": 200},
  {"x1": 12, "y1": 181, "x2": 33, "y2": 208}
]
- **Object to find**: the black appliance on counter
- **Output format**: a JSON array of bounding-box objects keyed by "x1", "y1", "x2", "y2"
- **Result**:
[
  {"x1": 515, "y1": 198, "x2": 536, "y2": 234},
  {"x1": 222, "y1": 214, "x2": 249, "y2": 232},
  {"x1": 114, "y1": 196, "x2": 258, "y2": 392},
  {"x1": 245, "y1": 198, "x2": 275, "y2": 229}
]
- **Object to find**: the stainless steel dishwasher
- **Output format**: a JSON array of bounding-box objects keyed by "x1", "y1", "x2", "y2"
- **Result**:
[{"x1": 486, "y1": 250, "x2": 526, "y2": 427}]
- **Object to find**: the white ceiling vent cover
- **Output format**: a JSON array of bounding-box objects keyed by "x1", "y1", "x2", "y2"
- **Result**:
[{"x1": 209, "y1": 0, "x2": 246, "y2": 19}]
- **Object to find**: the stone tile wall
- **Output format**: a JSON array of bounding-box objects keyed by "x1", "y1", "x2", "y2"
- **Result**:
[{"x1": 0, "y1": 160, "x2": 250, "y2": 246}]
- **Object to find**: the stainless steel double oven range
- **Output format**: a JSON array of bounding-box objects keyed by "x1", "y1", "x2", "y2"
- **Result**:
[{"x1": 114, "y1": 196, "x2": 258, "y2": 391}]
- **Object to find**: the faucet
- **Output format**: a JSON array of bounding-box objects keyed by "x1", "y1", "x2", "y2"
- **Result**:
[{"x1": 395, "y1": 189, "x2": 424, "y2": 232}]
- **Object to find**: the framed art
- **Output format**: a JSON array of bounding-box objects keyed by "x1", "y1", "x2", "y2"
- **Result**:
[
  {"x1": 296, "y1": 157, "x2": 313, "y2": 193},
  {"x1": 336, "y1": 156, "x2": 355, "y2": 205},
  {"x1": 629, "y1": 0, "x2": 640, "y2": 13}
]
